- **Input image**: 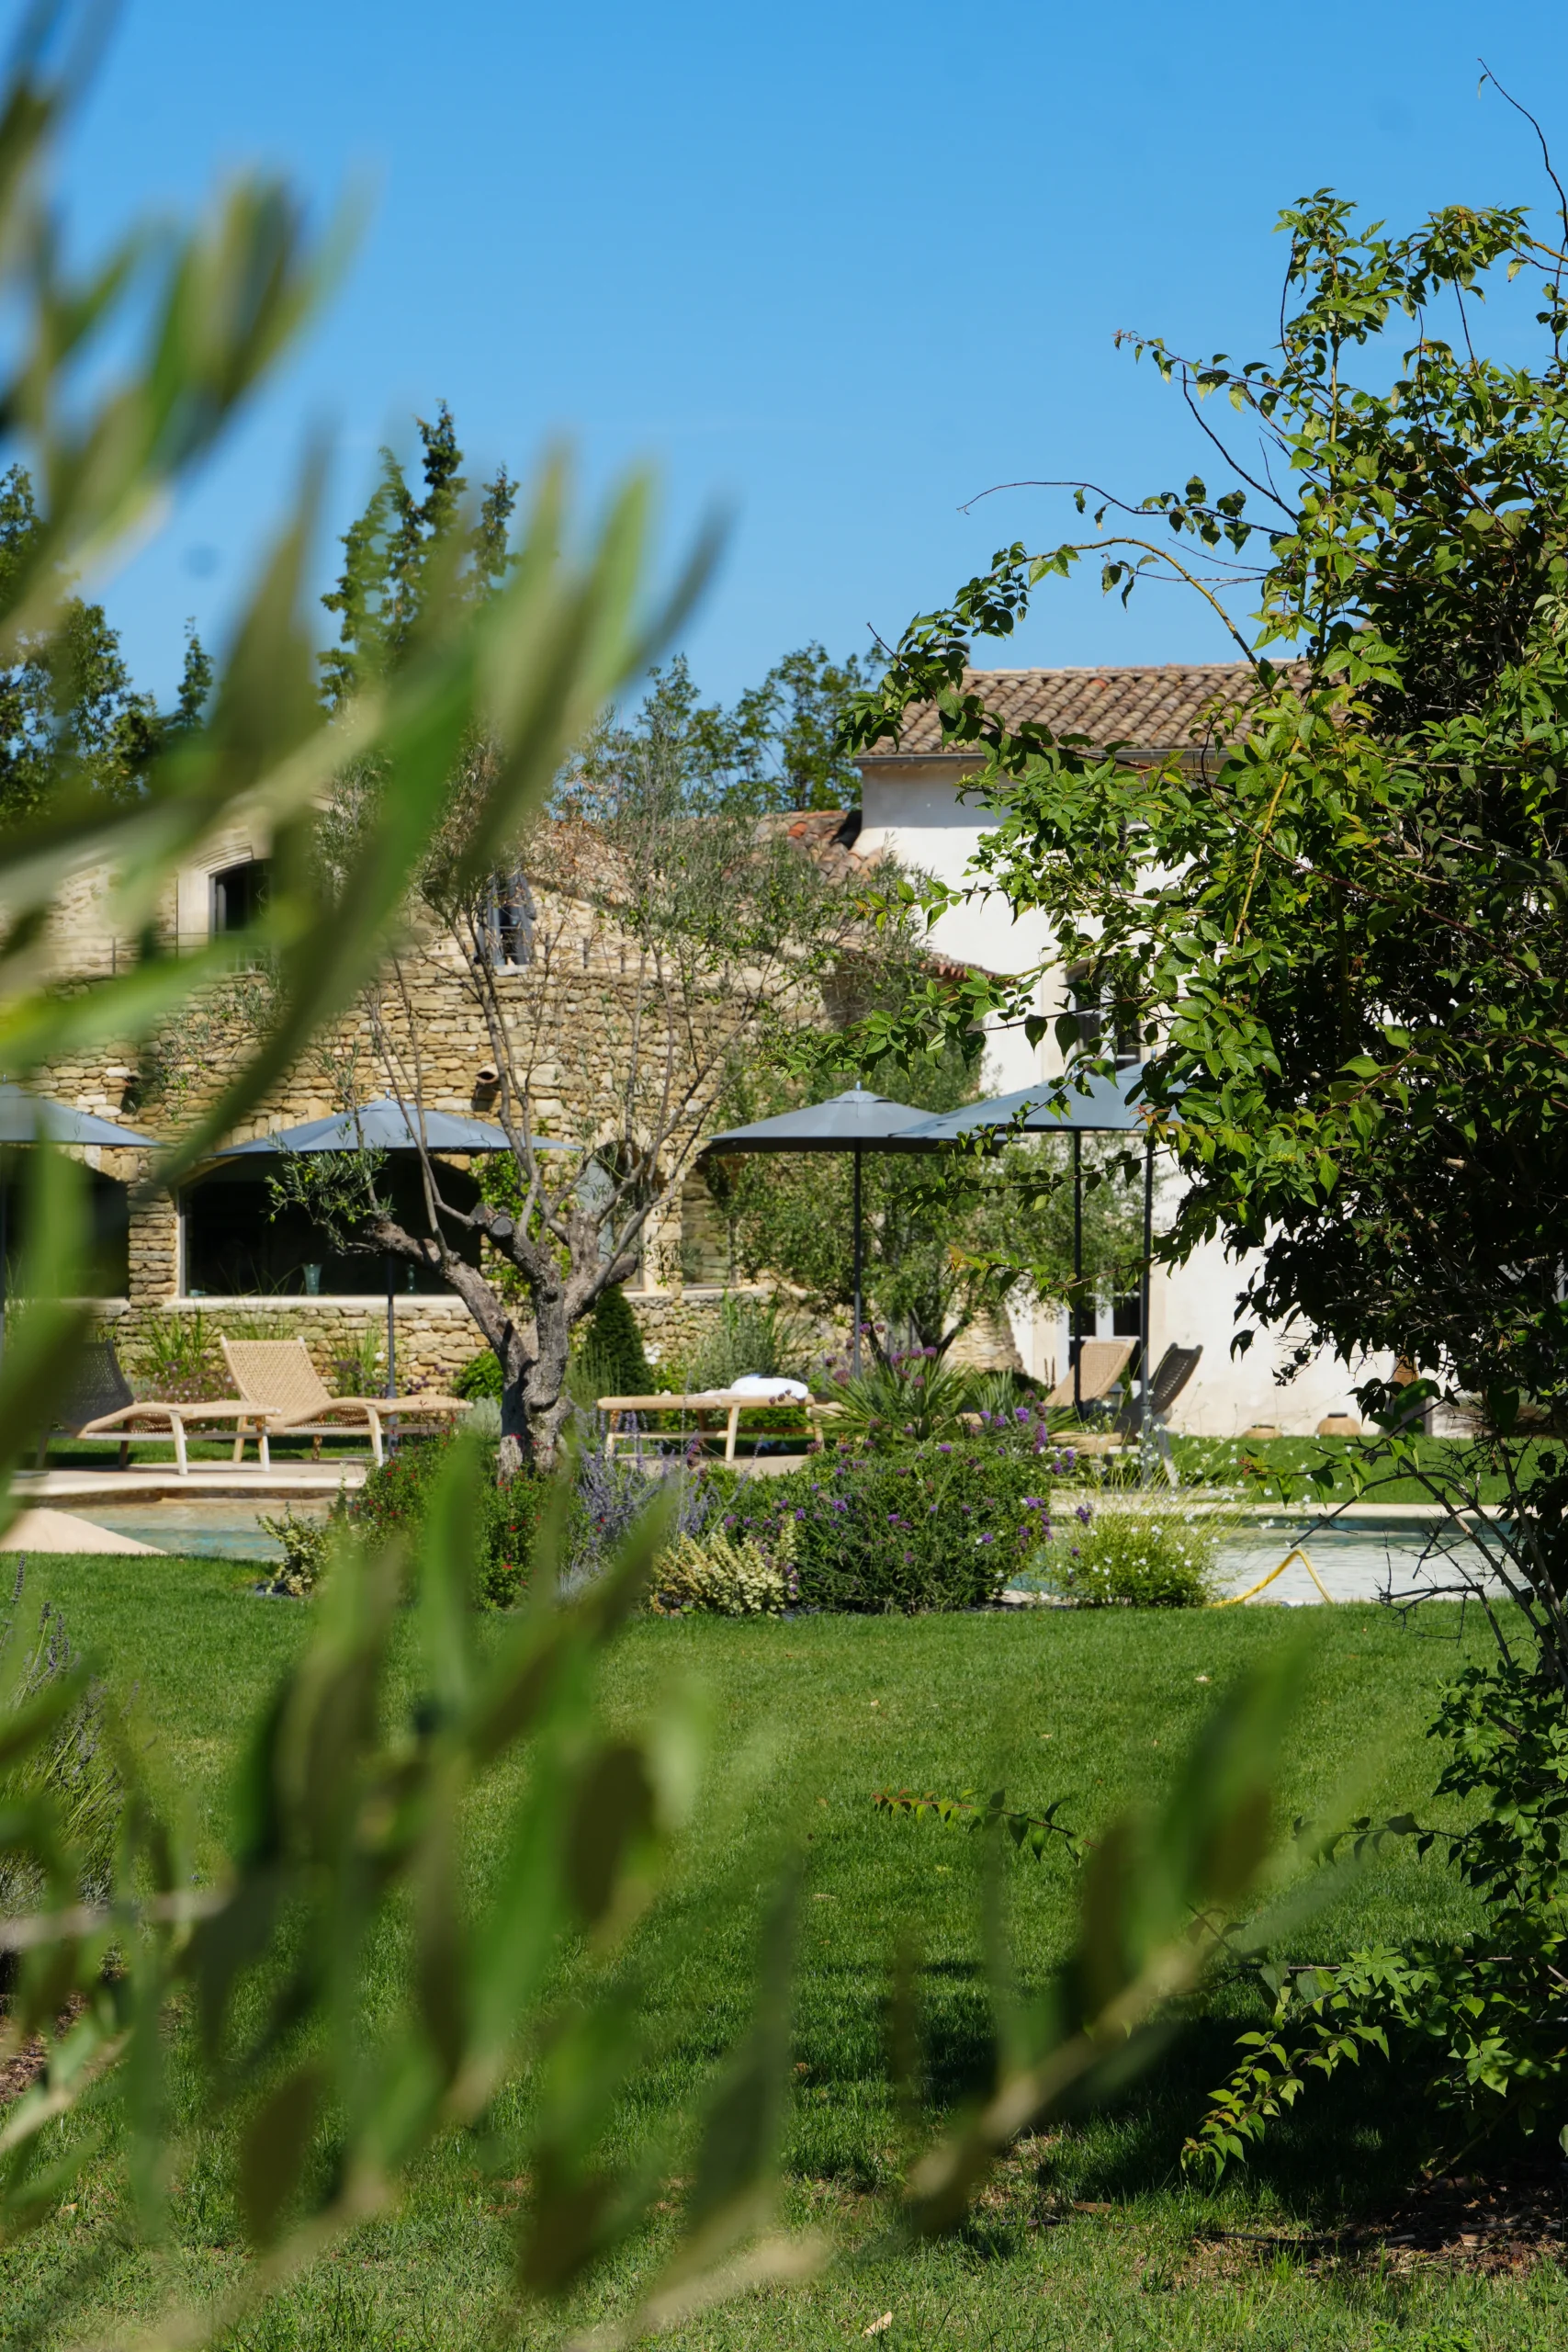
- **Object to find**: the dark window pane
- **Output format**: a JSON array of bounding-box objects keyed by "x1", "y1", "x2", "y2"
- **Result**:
[
  {"x1": 0, "y1": 1169, "x2": 130, "y2": 1296},
  {"x1": 210, "y1": 858, "x2": 271, "y2": 935},
  {"x1": 181, "y1": 1157, "x2": 480, "y2": 1295}
]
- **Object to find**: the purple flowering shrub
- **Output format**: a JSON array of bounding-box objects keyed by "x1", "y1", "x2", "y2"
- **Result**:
[
  {"x1": 739, "y1": 1435, "x2": 1055, "y2": 1613},
  {"x1": 974, "y1": 1401, "x2": 1078, "y2": 1471},
  {"x1": 565, "y1": 1442, "x2": 729, "y2": 1595}
]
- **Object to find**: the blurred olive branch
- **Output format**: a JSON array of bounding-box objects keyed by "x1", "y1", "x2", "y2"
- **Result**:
[{"x1": 0, "y1": 19, "x2": 1318, "y2": 2345}]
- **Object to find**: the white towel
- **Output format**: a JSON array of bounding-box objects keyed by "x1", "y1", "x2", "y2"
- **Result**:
[{"x1": 728, "y1": 1374, "x2": 811, "y2": 1401}]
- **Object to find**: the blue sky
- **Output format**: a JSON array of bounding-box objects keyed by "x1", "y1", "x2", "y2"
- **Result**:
[{"x1": 50, "y1": 0, "x2": 1568, "y2": 708}]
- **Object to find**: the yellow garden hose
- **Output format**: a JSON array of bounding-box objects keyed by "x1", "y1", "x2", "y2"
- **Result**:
[{"x1": 1213, "y1": 1544, "x2": 1336, "y2": 1607}]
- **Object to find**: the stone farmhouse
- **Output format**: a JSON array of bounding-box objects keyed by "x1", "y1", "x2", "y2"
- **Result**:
[{"x1": 20, "y1": 664, "x2": 1381, "y2": 1431}]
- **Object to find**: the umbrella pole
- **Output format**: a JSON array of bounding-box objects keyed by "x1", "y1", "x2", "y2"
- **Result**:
[
  {"x1": 1072, "y1": 1130, "x2": 1082, "y2": 1416},
  {"x1": 1139, "y1": 1133, "x2": 1154, "y2": 1479},
  {"x1": 385, "y1": 1252, "x2": 397, "y2": 1449},
  {"x1": 852, "y1": 1144, "x2": 863, "y2": 1380}
]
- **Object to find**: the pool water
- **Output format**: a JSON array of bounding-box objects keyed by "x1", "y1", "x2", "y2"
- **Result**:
[
  {"x1": 75, "y1": 1500, "x2": 1508, "y2": 1602},
  {"x1": 85, "y1": 1498, "x2": 333, "y2": 1563},
  {"x1": 1002, "y1": 1515, "x2": 1508, "y2": 1607},
  {"x1": 1217, "y1": 1518, "x2": 1503, "y2": 1605}
]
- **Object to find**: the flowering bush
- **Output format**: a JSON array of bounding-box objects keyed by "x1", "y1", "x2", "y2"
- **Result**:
[
  {"x1": 975, "y1": 1399, "x2": 1078, "y2": 1470},
  {"x1": 346, "y1": 1435, "x2": 570, "y2": 1609},
  {"x1": 649, "y1": 1519, "x2": 797, "y2": 1616},
  {"x1": 565, "y1": 1442, "x2": 736, "y2": 1593},
  {"x1": 1035, "y1": 1501, "x2": 1217, "y2": 1608},
  {"x1": 347, "y1": 1430, "x2": 747, "y2": 1608},
  {"x1": 749, "y1": 1438, "x2": 1054, "y2": 1612},
  {"x1": 256, "y1": 1505, "x2": 334, "y2": 1595}
]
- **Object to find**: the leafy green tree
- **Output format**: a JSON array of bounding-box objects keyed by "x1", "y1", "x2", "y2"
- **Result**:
[
  {"x1": 609, "y1": 640, "x2": 879, "y2": 815},
  {"x1": 318, "y1": 400, "x2": 515, "y2": 710},
  {"x1": 716, "y1": 639, "x2": 882, "y2": 810},
  {"x1": 840, "y1": 153, "x2": 1568, "y2": 2165},
  {"x1": 0, "y1": 465, "x2": 209, "y2": 821}
]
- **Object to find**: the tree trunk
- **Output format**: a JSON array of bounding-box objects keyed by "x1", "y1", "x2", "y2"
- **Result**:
[
  {"x1": 498, "y1": 1362, "x2": 531, "y2": 1485},
  {"x1": 513, "y1": 1278, "x2": 574, "y2": 1479}
]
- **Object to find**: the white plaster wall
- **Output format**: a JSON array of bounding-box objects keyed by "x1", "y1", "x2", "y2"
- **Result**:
[
  {"x1": 859, "y1": 761, "x2": 1054, "y2": 1094},
  {"x1": 857, "y1": 758, "x2": 1380, "y2": 1433},
  {"x1": 1158, "y1": 1236, "x2": 1387, "y2": 1434}
]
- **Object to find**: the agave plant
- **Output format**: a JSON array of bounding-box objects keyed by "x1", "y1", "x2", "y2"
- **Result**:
[{"x1": 824, "y1": 1345, "x2": 977, "y2": 1450}]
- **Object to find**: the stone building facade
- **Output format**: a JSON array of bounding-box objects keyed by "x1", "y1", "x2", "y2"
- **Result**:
[{"x1": 25, "y1": 812, "x2": 863, "y2": 1393}]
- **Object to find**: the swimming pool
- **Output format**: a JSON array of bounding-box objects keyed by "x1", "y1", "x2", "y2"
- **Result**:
[
  {"x1": 68, "y1": 1498, "x2": 1513, "y2": 1602},
  {"x1": 84, "y1": 1498, "x2": 333, "y2": 1563},
  {"x1": 1216, "y1": 1515, "x2": 1504, "y2": 1604}
]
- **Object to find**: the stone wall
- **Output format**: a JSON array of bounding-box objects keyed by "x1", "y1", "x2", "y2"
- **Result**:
[
  {"x1": 32, "y1": 836, "x2": 785, "y2": 1315},
  {"x1": 114, "y1": 1295, "x2": 485, "y2": 1393},
  {"x1": 620, "y1": 1284, "x2": 840, "y2": 1381},
  {"x1": 943, "y1": 1310, "x2": 1026, "y2": 1377}
]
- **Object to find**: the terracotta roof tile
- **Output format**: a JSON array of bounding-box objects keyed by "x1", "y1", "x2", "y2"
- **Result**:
[
  {"x1": 754, "y1": 806, "x2": 870, "y2": 881},
  {"x1": 866, "y1": 662, "x2": 1303, "y2": 761}
]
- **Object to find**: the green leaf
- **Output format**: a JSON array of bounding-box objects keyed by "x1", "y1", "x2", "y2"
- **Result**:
[{"x1": 238, "y1": 2064, "x2": 323, "y2": 2246}]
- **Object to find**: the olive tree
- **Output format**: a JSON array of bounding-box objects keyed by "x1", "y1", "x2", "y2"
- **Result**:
[{"x1": 300, "y1": 594, "x2": 915, "y2": 1474}]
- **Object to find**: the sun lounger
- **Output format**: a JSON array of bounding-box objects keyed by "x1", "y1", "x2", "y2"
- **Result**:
[
  {"x1": 36, "y1": 1336, "x2": 278, "y2": 1476},
  {"x1": 220, "y1": 1336, "x2": 468, "y2": 1467},
  {"x1": 1069, "y1": 1344, "x2": 1203, "y2": 1485},
  {"x1": 1044, "y1": 1337, "x2": 1137, "y2": 1418},
  {"x1": 599, "y1": 1388, "x2": 830, "y2": 1464}
]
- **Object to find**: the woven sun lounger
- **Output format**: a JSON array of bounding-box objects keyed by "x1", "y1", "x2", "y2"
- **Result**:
[
  {"x1": 36, "y1": 1336, "x2": 279, "y2": 1476},
  {"x1": 1043, "y1": 1337, "x2": 1137, "y2": 1417},
  {"x1": 598, "y1": 1388, "x2": 830, "y2": 1464},
  {"x1": 220, "y1": 1336, "x2": 469, "y2": 1467},
  {"x1": 1067, "y1": 1344, "x2": 1204, "y2": 1486}
]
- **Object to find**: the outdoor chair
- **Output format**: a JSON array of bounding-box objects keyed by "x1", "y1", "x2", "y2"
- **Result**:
[
  {"x1": 35, "y1": 1335, "x2": 279, "y2": 1476},
  {"x1": 1068, "y1": 1343, "x2": 1204, "y2": 1486},
  {"x1": 1043, "y1": 1337, "x2": 1138, "y2": 1419},
  {"x1": 220, "y1": 1336, "x2": 468, "y2": 1466}
]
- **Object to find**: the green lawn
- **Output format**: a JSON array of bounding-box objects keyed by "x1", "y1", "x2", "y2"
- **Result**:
[
  {"x1": 1169, "y1": 1430, "x2": 1538, "y2": 1508},
  {"x1": 4, "y1": 1556, "x2": 1563, "y2": 2350}
]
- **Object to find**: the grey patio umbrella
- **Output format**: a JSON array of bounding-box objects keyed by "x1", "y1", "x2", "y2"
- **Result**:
[
  {"x1": 0, "y1": 1080, "x2": 159, "y2": 1149},
  {"x1": 892, "y1": 1066, "x2": 1165, "y2": 1424},
  {"x1": 700, "y1": 1084, "x2": 942, "y2": 1376},
  {"x1": 0, "y1": 1082, "x2": 158, "y2": 1354},
  {"x1": 218, "y1": 1098, "x2": 572, "y2": 1396}
]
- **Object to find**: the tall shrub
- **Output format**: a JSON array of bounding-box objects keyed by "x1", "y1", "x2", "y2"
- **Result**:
[{"x1": 572, "y1": 1284, "x2": 656, "y2": 1403}]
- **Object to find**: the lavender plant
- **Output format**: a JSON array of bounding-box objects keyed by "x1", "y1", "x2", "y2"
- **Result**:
[{"x1": 566, "y1": 1433, "x2": 728, "y2": 1594}]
